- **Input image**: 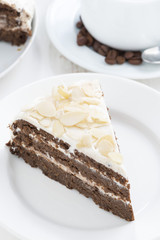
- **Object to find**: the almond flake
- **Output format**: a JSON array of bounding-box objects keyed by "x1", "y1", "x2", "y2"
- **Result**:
[
  {"x1": 97, "y1": 138, "x2": 114, "y2": 157},
  {"x1": 90, "y1": 128, "x2": 108, "y2": 139},
  {"x1": 90, "y1": 110, "x2": 108, "y2": 123},
  {"x1": 60, "y1": 112, "x2": 87, "y2": 126},
  {"x1": 82, "y1": 81, "x2": 102, "y2": 98},
  {"x1": 89, "y1": 122, "x2": 108, "y2": 128},
  {"x1": 52, "y1": 120, "x2": 64, "y2": 137},
  {"x1": 76, "y1": 121, "x2": 89, "y2": 129},
  {"x1": 63, "y1": 106, "x2": 84, "y2": 113},
  {"x1": 71, "y1": 86, "x2": 85, "y2": 100},
  {"x1": 82, "y1": 83, "x2": 95, "y2": 97},
  {"x1": 30, "y1": 111, "x2": 44, "y2": 120},
  {"x1": 81, "y1": 97, "x2": 101, "y2": 105},
  {"x1": 76, "y1": 134, "x2": 92, "y2": 148},
  {"x1": 36, "y1": 101, "x2": 56, "y2": 117},
  {"x1": 58, "y1": 86, "x2": 70, "y2": 99},
  {"x1": 56, "y1": 100, "x2": 69, "y2": 110},
  {"x1": 102, "y1": 135, "x2": 114, "y2": 145},
  {"x1": 66, "y1": 127, "x2": 84, "y2": 140},
  {"x1": 52, "y1": 87, "x2": 61, "y2": 101},
  {"x1": 39, "y1": 118, "x2": 51, "y2": 127},
  {"x1": 108, "y1": 152, "x2": 123, "y2": 164}
]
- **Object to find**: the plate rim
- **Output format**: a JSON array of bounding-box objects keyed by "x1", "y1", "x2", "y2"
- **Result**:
[
  {"x1": 0, "y1": 72, "x2": 160, "y2": 240},
  {"x1": 45, "y1": 0, "x2": 160, "y2": 80},
  {"x1": 0, "y1": 72, "x2": 160, "y2": 105},
  {"x1": 0, "y1": 6, "x2": 38, "y2": 79}
]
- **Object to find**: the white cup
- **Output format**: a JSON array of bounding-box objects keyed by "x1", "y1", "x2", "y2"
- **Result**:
[{"x1": 81, "y1": 0, "x2": 160, "y2": 51}]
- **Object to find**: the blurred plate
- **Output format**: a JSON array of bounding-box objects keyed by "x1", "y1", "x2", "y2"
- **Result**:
[
  {"x1": 46, "y1": 0, "x2": 160, "y2": 80},
  {"x1": 0, "y1": 9, "x2": 37, "y2": 78}
]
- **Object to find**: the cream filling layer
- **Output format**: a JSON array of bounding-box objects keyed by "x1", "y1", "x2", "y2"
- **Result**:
[
  {"x1": 19, "y1": 142, "x2": 130, "y2": 205},
  {"x1": 0, "y1": 15, "x2": 7, "y2": 28},
  {"x1": 0, "y1": 10, "x2": 32, "y2": 32}
]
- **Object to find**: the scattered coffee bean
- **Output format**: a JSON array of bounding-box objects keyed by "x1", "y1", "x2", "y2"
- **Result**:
[
  {"x1": 134, "y1": 51, "x2": 141, "y2": 58},
  {"x1": 107, "y1": 49, "x2": 118, "y2": 59},
  {"x1": 98, "y1": 48, "x2": 106, "y2": 56},
  {"x1": 128, "y1": 57, "x2": 142, "y2": 65},
  {"x1": 77, "y1": 31, "x2": 83, "y2": 38},
  {"x1": 124, "y1": 51, "x2": 134, "y2": 59},
  {"x1": 76, "y1": 18, "x2": 142, "y2": 65},
  {"x1": 105, "y1": 57, "x2": 116, "y2": 65},
  {"x1": 76, "y1": 21, "x2": 83, "y2": 29},
  {"x1": 77, "y1": 36, "x2": 87, "y2": 46},
  {"x1": 116, "y1": 56, "x2": 125, "y2": 64},
  {"x1": 93, "y1": 41, "x2": 101, "y2": 52},
  {"x1": 86, "y1": 33, "x2": 94, "y2": 46},
  {"x1": 80, "y1": 27, "x2": 87, "y2": 36},
  {"x1": 100, "y1": 45, "x2": 109, "y2": 55},
  {"x1": 105, "y1": 50, "x2": 118, "y2": 65}
]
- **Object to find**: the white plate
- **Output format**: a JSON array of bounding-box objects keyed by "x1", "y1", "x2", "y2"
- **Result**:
[
  {"x1": 46, "y1": 0, "x2": 160, "y2": 80},
  {"x1": 0, "y1": 10, "x2": 37, "y2": 78},
  {"x1": 0, "y1": 73, "x2": 160, "y2": 240}
]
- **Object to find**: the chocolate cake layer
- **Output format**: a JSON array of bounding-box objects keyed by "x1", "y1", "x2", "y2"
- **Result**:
[
  {"x1": 0, "y1": 3, "x2": 20, "y2": 17},
  {"x1": 10, "y1": 120, "x2": 131, "y2": 201},
  {"x1": 7, "y1": 141, "x2": 134, "y2": 221},
  {"x1": 0, "y1": 29, "x2": 29, "y2": 45}
]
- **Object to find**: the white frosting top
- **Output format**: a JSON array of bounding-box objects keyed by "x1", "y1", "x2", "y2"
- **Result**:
[{"x1": 16, "y1": 80, "x2": 127, "y2": 178}]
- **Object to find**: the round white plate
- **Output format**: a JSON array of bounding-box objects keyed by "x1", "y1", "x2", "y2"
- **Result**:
[
  {"x1": 0, "y1": 10, "x2": 37, "y2": 78},
  {"x1": 0, "y1": 73, "x2": 160, "y2": 240},
  {"x1": 46, "y1": 0, "x2": 160, "y2": 80}
]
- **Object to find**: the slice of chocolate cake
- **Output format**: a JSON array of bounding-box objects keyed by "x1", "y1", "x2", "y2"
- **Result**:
[
  {"x1": 0, "y1": 0, "x2": 34, "y2": 45},
  {"x1": 7, "y1": 80, "x2": 134, "y2": 221}
]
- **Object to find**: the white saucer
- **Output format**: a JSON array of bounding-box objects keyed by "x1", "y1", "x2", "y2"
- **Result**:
[
  {"x1": 0, "y1": 73, "x2": 160, "y2": 240},
  {"x1": 46, "y1": 0, "x2": 160, "y2": 80},
  {"x1": 0, "y1": 10, "x2": 37, "y2": 79}
]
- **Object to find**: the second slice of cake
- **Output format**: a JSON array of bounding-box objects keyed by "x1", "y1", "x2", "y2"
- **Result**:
[
  {"x1": 0, "y1": 0, "x2": 34, "y2": 45},
  {"x1": 7, "y1": 80, "x2": 134, "y2": 221}
]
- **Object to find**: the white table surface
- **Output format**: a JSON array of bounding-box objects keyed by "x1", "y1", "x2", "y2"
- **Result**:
[{"x1": 0, "y1": 0, "x2": 160, "y2": 239}]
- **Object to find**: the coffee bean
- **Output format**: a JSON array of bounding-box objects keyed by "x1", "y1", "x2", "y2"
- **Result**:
[
  {"x1": 77, "y1": 31, "x2": 83, "y2": 38},
  {"x1": 93, "y1": 41, "x2": 101, "y2": 52},
  {"x1": 133, "y1": 51, "x2": 141, "y2": 58},
  {"x1": 124, "y1": 51, "x2": 134, "y2": 59},
  {"x1": 105, "y1": 57, "x2": 116, "y2": 65},
  {"x1": 98, "y1": 48, "x2": 106, "y2": 56},
  {"x1": 80, "y1": 27, "x2": 87, "y2": 36},
  {"x1": 105, "y1": 50, "x2": 118, "y2": 65},
  {"x1": 76, "y1": 21, "x2": 83, "y2": 29},
  {"x1": 77, "y1": 36, "x2": 87, "y2": 46},
  {"x1": 86, "y1": 33, "x2": 94, "y2": 46},
  {"x1": 100, "y1": 45, "x2": 109, "y2": 55},
  {"x1": 128, "y1": 57, "x2": 142, "y2": 65},
  {"x1": 107, "y1": 49, "x2": 118, "y2": 59},
  {"x1": 116, "y1": 56, "x2": 125, "y2": 64}
]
